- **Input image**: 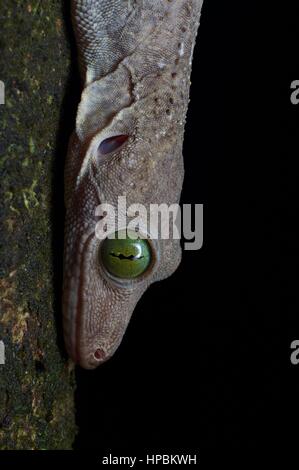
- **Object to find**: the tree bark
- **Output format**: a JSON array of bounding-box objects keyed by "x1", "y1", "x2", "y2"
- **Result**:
[{"x1": 0, "y1": 0, "x2": 76, "y2": 449}]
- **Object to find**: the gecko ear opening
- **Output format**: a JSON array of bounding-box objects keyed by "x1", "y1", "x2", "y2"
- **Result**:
[{"x1": 98, "y1": 135, "x2": 129, "y2": 157}]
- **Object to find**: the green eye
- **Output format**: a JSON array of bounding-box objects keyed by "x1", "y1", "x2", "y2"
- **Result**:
[{"x1": 100, "y1": 230, "x2": 152, "y2": 279}]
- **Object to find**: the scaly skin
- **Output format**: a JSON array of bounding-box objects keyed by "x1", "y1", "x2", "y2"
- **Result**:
[{"x1": 63, "y1": 0, "x2": 204, "y2": 369}]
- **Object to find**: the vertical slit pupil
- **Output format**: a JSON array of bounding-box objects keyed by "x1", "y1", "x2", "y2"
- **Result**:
[{"x1": 98, "y1": 135, "x2": 129, "y2": 155}]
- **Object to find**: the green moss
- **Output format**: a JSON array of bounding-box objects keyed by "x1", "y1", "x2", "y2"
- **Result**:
[{"x1": 0, "y1": 0, "x2": 76, "y2": 449}]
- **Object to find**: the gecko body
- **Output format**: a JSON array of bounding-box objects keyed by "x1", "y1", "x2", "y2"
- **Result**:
[{"x1": 63, "y1": 0, "x2": 204, "y2": 369}]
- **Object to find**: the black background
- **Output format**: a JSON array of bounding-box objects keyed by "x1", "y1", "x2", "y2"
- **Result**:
[{"x1": 72, "y1": 0, "x2": 287, "y2": 455}]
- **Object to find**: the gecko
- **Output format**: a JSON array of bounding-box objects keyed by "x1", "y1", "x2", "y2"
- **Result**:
[{"x1": 63, "y1": 0, "x2": 204, "y2": 369}]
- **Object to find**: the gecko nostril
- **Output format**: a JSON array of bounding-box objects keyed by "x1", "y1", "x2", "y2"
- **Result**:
[{"x1": 94, "y1": 348, "x2": 105, "y2": 361}]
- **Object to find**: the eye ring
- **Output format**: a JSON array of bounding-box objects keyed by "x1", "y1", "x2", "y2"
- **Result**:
[
  {"x1": 97, "y1": 134, "x2": 129, "y2": 157},
  {"x1": 98, "y1": 229, "x2": 159, "y2": 288}
]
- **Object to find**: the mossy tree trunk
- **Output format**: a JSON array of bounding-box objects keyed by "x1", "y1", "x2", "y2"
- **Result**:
[{"x1": 0, "y1": 1, "x2": 77, "y2": 449}]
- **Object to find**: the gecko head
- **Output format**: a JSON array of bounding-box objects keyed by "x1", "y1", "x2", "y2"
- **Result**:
[
  {"x1": 63, "y1": 126, "x2": 183, "y2": 369},
  {"x1": 63, "y1": 66, "x2": 185, "y2": 369}
]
